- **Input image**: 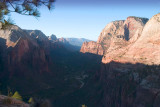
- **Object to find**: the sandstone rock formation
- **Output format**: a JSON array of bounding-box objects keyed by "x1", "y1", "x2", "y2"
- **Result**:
[
  {"x1": 0, "y1": 26, "x2": 51, "y2": 76},
  {"x1": 102, "y1": 13, "x2": 160, "y2": 65},
  {"x1": 80, "y1": 16, "x2": 148, "y2": 56},
  {"x1": 80, "y1": 41, "x2": 104, "y2": 55},
  {"x1": 92, "y1": 13, "x2": 160, "y2": 107}
]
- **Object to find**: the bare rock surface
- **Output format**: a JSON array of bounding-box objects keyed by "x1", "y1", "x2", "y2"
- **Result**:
[
  {"x1": 80, "y1": 16, "x2": 148, "y2": 56},
  {"x1": 0, "y1": 95, "x2": 29, "y2": 107},
  {"x1": 102, "y1": 13, "x2": 160, "y2": 65}
]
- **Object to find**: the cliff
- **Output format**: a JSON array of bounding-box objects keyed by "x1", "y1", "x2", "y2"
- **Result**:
[
  {"x1": 80, "y1": 16, "x2": 148, "y2": 56},
  {"x1": 102, "y1": 13, "x2": 160, "y2": 65},
  {"x1": 87, "y1": 13, "x2": 160, "y2": 107}
]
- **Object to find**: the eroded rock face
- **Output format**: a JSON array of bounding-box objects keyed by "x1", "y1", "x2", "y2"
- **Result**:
[
  {"x1": 0, "y1": 26, "x2": 51, "y2": 76},
  {"x1": 124, "y1": 13, "x2": 160, "y2": 65},
  {"x1": 102, "y1": 13, "x2": 160, "y2": 65},
  {"x1": 80, "y1": 41, "x2": 104, "y2": 55},
  {"x1": 97, "y1": 62, "x2": 160, "y2": 107},
  {"x1": 95, "y1": 13, "x2": 160, "y2": 107},
  {"x1": 80, "y1": 16, "x2": 148, "y2": 56}
]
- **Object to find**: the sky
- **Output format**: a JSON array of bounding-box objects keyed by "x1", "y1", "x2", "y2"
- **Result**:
[{"x1": 11, "y1": 0, "x2": 160, "y2": 41}]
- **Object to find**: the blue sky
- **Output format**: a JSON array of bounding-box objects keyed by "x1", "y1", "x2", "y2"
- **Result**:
[{"x1": 11, "y1": 0, "x2": 160, "y2": 41}]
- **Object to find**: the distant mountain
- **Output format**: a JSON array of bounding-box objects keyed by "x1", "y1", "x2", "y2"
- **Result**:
[
  {"x1": 64, "y1": 38, "x2": 91, "y2": 47},
  {"x1": 57, "y1": 37, "x2": 81, "y2": 51},
  {"x1": 47, "y1": 35, "x2": 91, "y2": 51},
  {"x1": 48, "y1": 34, "x2": 57, "y2": 41},
  {"x1": 2, "y1": 13, "x2": 160, "y2": 107},
  {"x1": 0, "y1": 25, "x2": 101, "y2": 107}
]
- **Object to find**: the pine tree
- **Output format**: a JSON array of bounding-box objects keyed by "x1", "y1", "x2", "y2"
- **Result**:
[
  {"x1": 12, "y1": 91, "x2": 22, "y2": 100},
  {"x1": 0, "y1": 0, "x2": 55, "y2": 29}
]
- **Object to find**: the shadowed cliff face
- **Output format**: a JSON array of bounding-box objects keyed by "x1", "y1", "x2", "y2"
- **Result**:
[
  {"x1": 0, "y1": 25, "x2": 103, "y2": 107},
  {"x1": 54, "y1": 61, "x2": 160, "y2": 107},
  {"x1": 0, "y1": 13, "x2": 160, "y2": 107},
  {"x1": 79, "y1": 13, "x2": 160, "y2": 107},
  {"x1": 0, "y1": 26, "x2": 52, "y2": 76},
  {"x1": 92, "y1": 62, "x2": 160, "y2": 107}
]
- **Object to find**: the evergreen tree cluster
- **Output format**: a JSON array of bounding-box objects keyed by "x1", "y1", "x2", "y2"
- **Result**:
[{"x1": 0, "y1": 0, "x2": 55, "y2": 29}]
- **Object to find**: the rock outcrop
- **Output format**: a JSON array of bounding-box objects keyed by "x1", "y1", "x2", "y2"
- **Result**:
[
  {"x1": 102, "y1": 13, "x2": 160, "y2": 65},
  {"x1": 80, "y1": 41, "x2": 104, "y2": 55},
  {"x1": 89, "y1": 13, "x2": 160, "y2": 107},
  {"x1": 80, "y1": 16, "x2": 148, "y2": 56},
  {"x1": 0, "y1": 95, "x2": 29, "y2": 107},
  {"x1": 0, "y1": 26, "x2": 52, "y2": 76}
]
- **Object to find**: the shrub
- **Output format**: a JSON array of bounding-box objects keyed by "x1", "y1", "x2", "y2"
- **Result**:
[
  {"x1": 12, "y1": 91, "x2": 22, "y2": 100},
  {"x1": 28, "y1": 97, "x2": 34, "y2": 104}
]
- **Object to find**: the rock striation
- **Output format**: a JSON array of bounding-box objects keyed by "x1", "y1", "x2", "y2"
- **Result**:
[
  {"x1": 80, "y1": 16, "x2": 148, "y2": 56},
  {"x1": 86, "y1": 13, "x2": 160, "y2": 107},
  {"x1": 80, "y1": 41, "x2": 104, "y2": 55},
  {"x1": 102, "y1": 13, "x2": 160, "y2": 65},
  {"x1": 0, "y1": 26, "x2": 52, "y2": 76}
]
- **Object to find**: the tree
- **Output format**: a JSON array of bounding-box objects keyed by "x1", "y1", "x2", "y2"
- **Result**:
[
  {"x1": 12, "y1": 91, "x2": 22, "y2": 100},
  {"x1": 28, "y1": 97, "x2": 34, "y2": 104},
  {"x1": 0, "y1": 0, "x2": 55, "y2": 29}
]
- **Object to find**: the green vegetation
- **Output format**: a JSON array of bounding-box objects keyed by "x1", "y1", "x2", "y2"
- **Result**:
[
  {"x1": 0, "y1": 0, "x2": 55, "y2": 29},
  {"x1": 28, "y1": 97, "x2": 34, "y2": 104},
  {"x1": 12, "y1": 91, "x2": 22, "y2": 100}
]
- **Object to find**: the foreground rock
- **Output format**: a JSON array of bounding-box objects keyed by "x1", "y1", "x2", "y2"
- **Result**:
[{"x1": 0, "y1": 95, "x2": 29, "y2": 107}]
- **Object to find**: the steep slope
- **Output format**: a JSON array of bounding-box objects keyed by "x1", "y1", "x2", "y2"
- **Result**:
[
  {"x1": 0, "y1": 26, "x2": 59, "y2": 97},
  {"x1": 80, "y1": 41, "x2": 104, "y2": 55},
  {"x1": 92, "y1": 13, "x2": 160, "y2": 107},
  {"x1": 124, "y1": 13, "x2": 160, "y2": 64},
  {"x1": 80, "y1": 16, "x2": 148, "y2": 55},
  {"x1": 0, "y1": 25, "x2": 103, "y2": 107},
  {"x1": 102, "y1": 13, "x2": 160, "y2": 65},
  {"x1": 0, "y1": 26, "x2": 50, "y2": 74}
]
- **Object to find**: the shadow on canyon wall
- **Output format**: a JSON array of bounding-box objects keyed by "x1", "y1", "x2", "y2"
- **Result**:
[
  {"x1": 1, "y1": 35, "x2": 160, "y2": 107},
  {"x1": 84, "y1": 61, "x2": 160, "y2": 107}
]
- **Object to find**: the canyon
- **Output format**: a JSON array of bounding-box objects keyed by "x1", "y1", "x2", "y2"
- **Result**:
[
  {"x1": 80, "y1": 13, "x2": 160, "y2": 107},
  {"x1": 0, "y1": 13, "x2": 160, "y2": 107}
]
